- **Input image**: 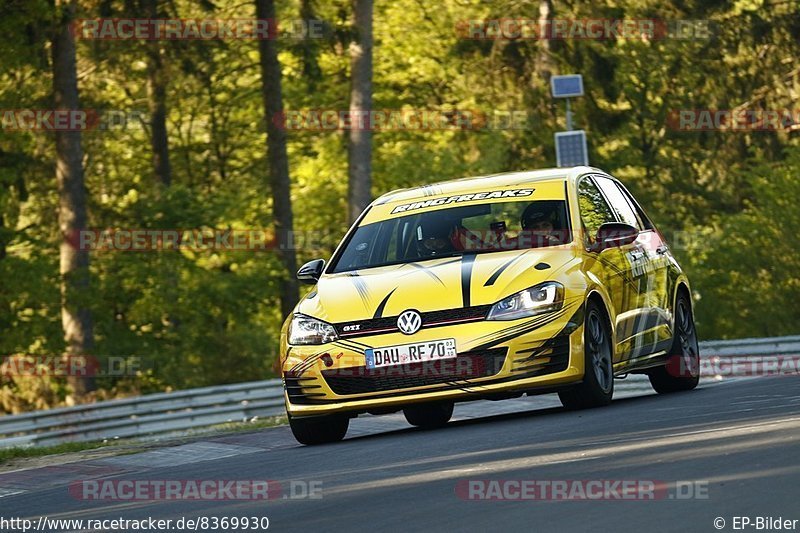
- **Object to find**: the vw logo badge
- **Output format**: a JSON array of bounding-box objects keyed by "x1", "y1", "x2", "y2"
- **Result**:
[{"x1": 397, "y1": 310, "x2": 422, "y2": 335}]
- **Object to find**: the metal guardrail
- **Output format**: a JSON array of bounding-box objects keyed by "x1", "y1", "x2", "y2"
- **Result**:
[
  {"x1": 1, "y1": 336, "x2": 799, "y2": 449},
  {"x1": 0, "y1": 380, "x2": 284, "y2": 449},
  {"x1": 699, "y1": 335, "x2": 800, "y2": 357}
]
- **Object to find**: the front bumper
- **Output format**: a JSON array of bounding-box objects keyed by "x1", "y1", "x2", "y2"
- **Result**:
[{"x1": 282, "y1": 302, "x2": 585, "y2": 417}]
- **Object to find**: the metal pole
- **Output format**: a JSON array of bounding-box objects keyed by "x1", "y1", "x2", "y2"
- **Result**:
[{"x1": 565, "y1": 98, "x2": 573, "y2": 130}]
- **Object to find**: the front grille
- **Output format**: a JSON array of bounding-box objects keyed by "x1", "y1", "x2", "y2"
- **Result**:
[
  {"x1": 424, "y1": 305, "x2": 492, "y2": 324},
  {"x1": 321, "y1": 348, "x2": 507, "y2": 395},
  {"x1": 334, "y1": 305, "x2": 491, "y2": 338}
]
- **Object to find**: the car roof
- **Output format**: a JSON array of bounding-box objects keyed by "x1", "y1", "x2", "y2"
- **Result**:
[{"x1": 372, "y1": 165, "x2": 603, "y2": 207}]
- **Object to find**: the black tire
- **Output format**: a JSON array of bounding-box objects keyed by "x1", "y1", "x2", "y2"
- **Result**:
[
  {"x1": 558, "y1": 300, "x2": 614, "y2": 410},
  {"x1": 649, "y1": 292, "x2": 700, "y2": 394},
  {"x1": 403, "y1": 402, "x2": 454, "y2": 429},
  {"x1": 288, "y1": 414, "x2": 349, "y2": 445}
]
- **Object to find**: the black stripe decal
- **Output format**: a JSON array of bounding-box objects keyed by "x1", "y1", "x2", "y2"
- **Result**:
[
  {"x1": 484, "y1": 252, "x2": 528, "y2": 287},
  {"x1": 334, "y1": 339, "x2": 371, "y2": 351},
  {"x1": 401, "y1": 257, "x2": 460, "y2": 269},
  {"x1": 404, "y1": 263, "x2": 445, "y2": 285},
  {"x1": 347, "y1": 271, "x2": 371, "y2": 307},
  {"x1": 461, "y1": 253, "x2": 477, "y2": 308},
  {"x1": 290, "y1": 349, "x2": 329, "y2": 374},
  {"x1": 373, "y1": 288, "x2": 398, "y2": 319},
  {"x1": 471, "y1": 313, "x2": 553, "y2": 346},
  {"x1": 434, "y1": 258, "x2": 462, "y2": 266},
  {"x1": 469, "y1": 307, "x2": 570, "y2": 352}
]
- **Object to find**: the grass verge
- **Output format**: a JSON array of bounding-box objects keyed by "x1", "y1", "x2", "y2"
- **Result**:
[{"x1": 0, "y1": 415, "x2": 288, "y2": 466}]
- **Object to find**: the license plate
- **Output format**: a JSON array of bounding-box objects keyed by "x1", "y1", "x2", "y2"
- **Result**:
[{"x1": 365, "y1": 339, "x2": 457, "y2": 369}]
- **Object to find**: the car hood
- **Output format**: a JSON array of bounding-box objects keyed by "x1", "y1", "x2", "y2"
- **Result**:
[{"x1": 295, "y1": 248, "x2": 579, "y2": 323}]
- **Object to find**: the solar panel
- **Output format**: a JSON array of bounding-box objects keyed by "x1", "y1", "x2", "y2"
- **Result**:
[
  {"x1": 555, "y1": 130, "x2": 588, "y2": 167},
  {"x1": 551, "y1": 74, "x2": 584, "y2": 98}
]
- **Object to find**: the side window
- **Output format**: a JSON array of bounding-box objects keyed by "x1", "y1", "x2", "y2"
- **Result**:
[
  {"x1": 616, "y1": 182, "x2": 655, "y2": 230},
  {"x1": 578, "y1": 178, "x2": 616, "y2": 246},
  {"x1": 594, "y1": 176, "x2": 641, "y2": 229}
]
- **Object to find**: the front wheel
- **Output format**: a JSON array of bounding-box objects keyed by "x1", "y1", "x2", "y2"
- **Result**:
[
  {"x1": 649, "y1": 293, "x2": 700, "y2": 394},
  {"x1": 288, "y1": 414, "x2": 349, "y2": 445},
  {"x1": 403, "y1": 402, "x2": 454, "y2": 429},
  {"x1": 558, "y1": 300, "x2": 614, "y2": 410}
]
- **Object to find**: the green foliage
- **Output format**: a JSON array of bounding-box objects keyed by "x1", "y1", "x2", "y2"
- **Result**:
[
  {"x1": 0, "y1": 440, "x2": 113, "y2": 465},
  {"x1": 687, "y1": 152, "x2": 800, "y2": 338}
]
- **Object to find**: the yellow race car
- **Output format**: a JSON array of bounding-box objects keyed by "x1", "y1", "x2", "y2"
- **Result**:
[{"x1": 281, "y1": 166, "x2": 699, "y2": 444}]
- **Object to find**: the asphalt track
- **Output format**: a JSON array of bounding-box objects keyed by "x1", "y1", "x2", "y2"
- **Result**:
[{"x1": 3, "y1": 375, "x2": 800, "y2": 532}]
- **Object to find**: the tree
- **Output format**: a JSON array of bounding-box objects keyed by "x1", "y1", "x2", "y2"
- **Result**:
[
  {"x1": 347, "y1": 0, "x2": 373, "y2": 224},
  {"x1": 297, "y1": 0, "x2": 323, "y2": 92},
  {"x1": 255, "y1": 0, "x2": 299, "y2": 320},
  {"x1": 534, "y1": 0, "x2": 554, "y2": 84},
  {"x1": 143, "y1": 0, "x2": 172, "y2": 187},
  {"x1": 51, "y1": 0, "x2": 94, "y2": 394}
]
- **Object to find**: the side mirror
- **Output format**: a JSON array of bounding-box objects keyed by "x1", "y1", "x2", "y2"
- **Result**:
[
  {"x1": 297, "y1": 259, "x2": 325, "y2": 284},
  {"x1": 595, "y1": 222, "x2": 638, "y2": 251}
]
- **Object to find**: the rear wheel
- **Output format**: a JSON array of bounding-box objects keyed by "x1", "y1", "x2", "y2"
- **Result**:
[
  {"x1": 558, "y1": 300, "x2": 614, "y2": 410},
  {"x1": 403, "y1": 402, "x2": 454, "y2": 429},
  {"x1": 649, "y1": 293, "x2": 700, "y2": 393},
  {"x1": 288, "y1": 414, "x2": 349, "y2": 445}
]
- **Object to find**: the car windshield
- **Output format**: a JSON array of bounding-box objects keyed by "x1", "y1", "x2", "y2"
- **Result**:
[{"x1": 330, "y1": 199, "x2": 571, "y2": 273}]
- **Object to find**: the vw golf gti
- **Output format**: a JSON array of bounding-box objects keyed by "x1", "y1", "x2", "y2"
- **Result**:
[{"x1": 281, "y1": 166, "x2": 700, "y2": 444}]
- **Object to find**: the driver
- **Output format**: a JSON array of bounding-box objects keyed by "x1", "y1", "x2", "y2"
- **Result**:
[
  {"x1": 520, "y1": 203, "x2": 563, "y2": 247},
  {"x1": 415, "y1": 220, "x2": 457, "y2": 258}
]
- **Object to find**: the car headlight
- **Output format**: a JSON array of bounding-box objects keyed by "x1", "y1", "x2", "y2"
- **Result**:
[
  {"x1": 288, "y1": 314, "x2": 339, "y2": 345},
  {"x1": 486, "y1": 282, "x2": 564, "y2": 321}
]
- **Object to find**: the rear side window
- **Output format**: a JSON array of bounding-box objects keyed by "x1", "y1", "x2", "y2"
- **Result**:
[
  {"x1": 577, "y1": 178, "x2": 616, "y2": 246},
  {"x1": 615, "y1": 181, "x2": 655, "y2": 230},
  {"x1": 594, "y1": 176, "x2": 641, "y2": 229}
]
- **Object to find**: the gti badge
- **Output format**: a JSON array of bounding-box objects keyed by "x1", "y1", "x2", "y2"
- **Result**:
[{"x1": 397, "y1": 310, "x2": 422, "y2": 335}]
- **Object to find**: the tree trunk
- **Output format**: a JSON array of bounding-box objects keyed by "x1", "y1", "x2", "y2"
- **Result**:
[
  {"x1": 0, "y1": 214, "x2": 5, "y2": 261},
  {"x1": 299, "y1": 0, "x2": 322, "y2": 91},
  {"x1": 347, "y1": 0, "x2": 373, "y2": 224},
  {"x1": 52, "y1": 0, "x2": 94, "y2": 395},
  {"x1": 145, "y1": 0, "x2": 172, "y2": 187},
  {"x1": 255, "y1": 0, "x2": 299, "y2": 320},
  {"x1": 536, "y1": 0, "x2": 554, "y2": 84}
]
